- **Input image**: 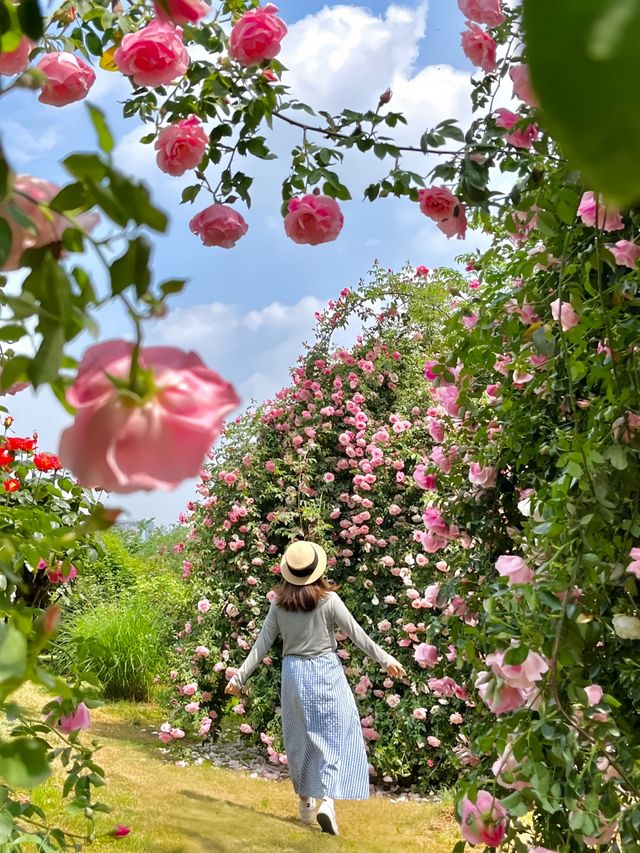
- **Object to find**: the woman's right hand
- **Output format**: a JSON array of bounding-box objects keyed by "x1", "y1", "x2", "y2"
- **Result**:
[
  {"x1": 386, "y1": 661, "x2": 406, "y2": 678},
  {"x1": 224, "y1": 681, "x2": 242, "y2": 697}
]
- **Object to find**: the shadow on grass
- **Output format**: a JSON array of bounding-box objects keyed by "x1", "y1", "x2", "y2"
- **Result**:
[{"x1": 180, "y1": 788, "x2": 302, "y2": 828}]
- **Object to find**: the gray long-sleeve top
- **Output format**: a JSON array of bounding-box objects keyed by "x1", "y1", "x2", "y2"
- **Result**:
[{"x1": 230, "y1": 591, "x2": 397, "y2": 688}]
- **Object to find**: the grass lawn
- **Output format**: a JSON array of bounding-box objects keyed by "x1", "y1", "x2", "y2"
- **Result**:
[{"x1": 16, "y1": 687, "x2": 459, "y2": 852}]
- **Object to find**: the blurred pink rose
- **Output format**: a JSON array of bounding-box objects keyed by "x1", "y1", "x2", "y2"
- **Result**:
[
  {"x1": 584, "y1": 684, "x2": 603, "y2": 706},
  {"x1": 437, "y1": 203, "x2": 467, "y2": 240},
  {"x1": 155, "y1": 115, "x2": 209, "y2": 176},
  {"x1": 495, "y1": 108, "x2": 538, "y2": 149},
  {"x1": 461, "y1": 22, "x2": 497, "y2": 73},
  {"x1": 56, "y1": 701, "x2": 91, "y2": 733},
  {"x1": 577, "y1": 191, "x2": 623, "y2": 232},
  {"x1": 153, "y1": 0, "x2": 209, "y2": 23},
  {"x1": 418, "y1": 186, "x2": 457, "y2": 221},
  {"x1": 612, "y1": 411, "x2": 640, "y2": 443},
  {"x1": 189, "y1": 204, "x2": 249, "y2": 248},
  {"x1": 239, "y1": 723, "x2": 254, "y2": 734},
  {"x1": 486, "y1": 649, "x2": 548, "y2": 689},
  {"x1": 608, "y1": 239, "x2": 640, "y2": 269},
  {"x1": 475, "y1": 671, "x2": 527, "y2": 714},
  {"x1": 457, "y1": 0, "x2": 504, "y2": 27},
  {"x1": 229, "y1": 3, "x2": 287, "y2": 66},
  {"x1": 492, "y1": 743, "x2": 530, "y2": 790},
  {"x1": 37, "y1": 52, "x2": 95, "y2": 106},
  {"x1": 426, "y1": 735, "x2": 441, "y2": 747},
  {"x1": 115, "y1": 20, "x2": 189, "y2": 87},
  {"x1": 468, "y1": 462, "x2": 496, "y2": 487},
  {"x1": 197, "y1": 598, "x2": 211, "y2": 613},
  {"x1": 550, "y1": 298, "x2": 580, "y2": 331},
  {"x1": 459, "y1": 790, "x2": 507, "y2": 846},
  {"x1": 413, "y1": 708, "x2": 428, "y2": 721},
  {"x1": 284, "y1": 194, "x2": 344, "y2": 245},
  {"x1": 510, "y1": 64, "x2": 538, "y2": 107},
  {"x1": 495, "y1": 554, "x2": 533, "y2": 585},
  {"x1": 58, "y1": 340, "x2": 239, "y2": 492},
  {"x1": 0, "y1": 35, "x2": 33, "y2": 76},
  {"x1": 414, "y1": 643, "x2": 439, "y2": 668}
]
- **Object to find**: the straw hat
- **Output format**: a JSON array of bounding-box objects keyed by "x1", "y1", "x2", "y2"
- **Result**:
[{"x1": 280, "y1": 541, "x2": 327, "y2": 586}]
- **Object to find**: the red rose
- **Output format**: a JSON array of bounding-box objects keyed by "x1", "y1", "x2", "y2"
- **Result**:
[
  {"x1": 0, "y1": 449, "x2": 13, "y2": 466},
  {"x1": 3, "y1": 477, "x2": 21, "y2": 492},
  {"x1": 34, "y1": 452, "x2": 62, "y2": 471},
  {"x1": 112, "y1": 825, "x2": 131, "y2": 838},
  {"x1": 5, "y1": 436, "x2": 36, "y2": 451}
]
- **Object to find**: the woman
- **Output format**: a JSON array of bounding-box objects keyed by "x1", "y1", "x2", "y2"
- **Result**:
[{"x1": 224, "y1": 540, "x2": 406, "y2": 836}]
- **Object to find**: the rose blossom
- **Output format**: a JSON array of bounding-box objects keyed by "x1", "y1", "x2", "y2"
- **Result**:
[
  {"x1": 510, "y1": 64, "x2": 538, "y2": 107},
  {"x1": 461, "y1": 22, "x2": 497, "y2": 74},
  {"x1": 37, "y1": 52, "x2": 95, "y2": 107},
  {"x1": 475, "y1": 672, "x2": 527, "y2": 714},
  {"x1": 56, "y1": 701, "x2": 91, "y2": 733},
  {"x1": 229, "y1": 3, "x2": 287, "y2": 66},
  {"x1": 577, "y1": 191, "x2": 623, "y2": 232},
  {"x1": 155, "y1": 115, "x2": 209, "y2": 176},
  {"x1": 418, "y1": 186, "x2": 457, "y2": 221},
  {"x1": 58, "y1": 340, "x2": 239, "y2": 492},
  {"x1": 153, "y1": 0, "x2": 209, "y2": 24},
  {"x1": 495, "y1": 554, "x2": 533, "y2": 585},
  {"x1": 0, "y1": 36, "x2": 33, "y2": 76},
  {"x1": 550, "y1": 299, "x2": 580, "y2": 331},
  {"x1": 413, "y1": 708, "x2": 428, "y2": 721},
  {"x1": 486, "y1": 650, "x2": 548, "y2": 689},
  {"x1": 115, "y1": 19, "x2": 189, "y2": 87},
  {"x1": 197, "y1": 598, "x2": 211, "y2": 613},
  {"x1": 414, "y1": 643, "x2": 439, "y2": 668},
  {"x1": 612, "y1": 614, "x2": 640, "y2": 640},
  {"x1": 492, "y1": 743, "x2": 530, "y2": 790},
  {"x1": 458, "y1": 0, "x2": 504, "y2": 27},
  {"x1": 189, "y1": 204, "x2": 249, "y2": 248},
  {"x1": 608, "y1": 239, "x2": 640, "y2": 269},
  {"x1": 468, "y1": 462, "x2": 496, "y2": 487},
  {"x1": 495, "y1": 108, "x2": 538, "y2": 149},
  {"x1": 459, "y1": 790, "x2": 508, "y2": 847},
  {"x1": 584, "y1": 684, "x2": 603, "y2": 706},
  {"x1": 284, "y1": 194, "x2": 344, "y2": 245}
]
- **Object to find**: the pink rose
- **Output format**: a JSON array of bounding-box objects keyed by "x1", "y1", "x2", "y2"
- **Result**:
[
  {"x1": 510, "y1": 64, "x2": 538, "y2": 107},
  {"x1": 386, "y1": 694, "x2": 401, "y2": 709},
  {"x1": 56, "y1": 701, "x2": 91, "y2": 733},
  {"x1": 195, "y1": 645, "x2": 209, "y2": 657},
  {"x1": 486, "y1": 650, "x2": 548, "y2": 689},
  {"x1": 414, "y1": 643, "x2": 439, "y2": 668},
  {"x1": 459, "y1": 790, "x2": 508, "y2": 847},
  {"x1": 185, "y1": 701, "x2": 200, "y2": 713},
  {"x1": 584, "y1": 684, "x2": 603, "y2": 706},
  {"x1": 495, "y1": 554, "x2": 533, "y2": 585},
  {"x1": 437, "y1": 203, "x2": 467, "y2": 240},
  {"x1": 608, "y1": 239, "x2": 640, "y2": 269},
  {"x1": 153, "y1": 0, "x2": 210, "y2": 24},
  {"x1": 189, "y1": 204, "x2": 249, "y2": 248},
  {"x1": 0, "y1": 35, "x2": 33, "y2": 76},
  {"x1": 413, "y1": 708, "x2": 428, "y2": 721},
  {"x1": 550, "y1": 298, "x2": 580, "y2": 332},
  {"x1": 468, "y1": 462, "x2": 496, "y2": 487},
  {"x1": 577, "y1": 191, "x2": 623, "y2": 232},
  {"x1": 476, "y1": 673, "x2": 527, "y2": 714},
  {"x1": 431, "y1": 446, "x2": 453, "y2": 473},
  {"x1": 413, "y1": 464, "x2": 436, "y2": 490},
  {"x1": 426, "y1": 735, "x2": 441, "y2": 747},
  {"x1": 284, "y1": 194, "x2": 344, "y2": 245},
  {"x1": 457, "y1": 0, "x2": 504, "y2": 28},
  {"x1": 229, "y1": 3, "x2": 287, "y2": 66},
  {"x1": 612, "y1": 411, "x2": 640, "y2": 443},
  {"x1": 58, "y1": 340, "x2": 239, "y2": 492},
  {"x1": 115, "y1": 20, "x2": 189, "y2": 87},
  {"x1": 495, "y1": 108, "x2": 538, "y2": 149},
  {"x1": 197, "y1": 598, "x2": 211, "y2": 613},
  {"x1": 492, "y1": 743, "x2": 530, "y2": 791},
  {"x1": 239, "y1": 723, "x2": 254, "y2": 734},
  {"x1": 0, "y1": 174, "x2": 98, "y2": 271},
  {"x1": 155, "y1": 115, "x2": 209, "y2": 176},
  {"x1": 37, "y1": 52, "x2": 95, "y2": 106},
  {"x1": 418, "y1": 186, "x2": 457, "y2": 221},
  {"x1": 460, "y1": 22, "x2": 497, "y2": 73}
]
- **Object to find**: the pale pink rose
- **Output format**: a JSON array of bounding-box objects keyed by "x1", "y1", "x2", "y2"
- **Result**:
[
  {"x1": 265, "y1": 460, "x2": 276, "y2": 473},
  {"x1": 486, "y1": 650, "x2": 548, "y2": 690},
  {"x1": 170, "y1": 727, "x2": 185, "y2": 738},
  {"x1": 577, "y1": 191, "x2": 623, "y2": 232},
  {"x1": 510, "y1": 64, "x2": 538, "y2": 107},
  {"x1": 475, "y1": 671, "x2": 527, "y2": 714},
  {"x1": 239, "y1": 723, "x2": 254, "y2": 734},
  {"x1": 608, "y1": 239, "x2": 640, "y2": 269},
  {"x1": 56, "y1": 701, "x2": 91, "y2": 733},
  {"x1": 495, "y1": 554, "x2": 533, "y2": 585},
  {"x1": 58, "y1": 340, "x2": 239, "y2": 492},
  {"x1": 377, "y1": 619, "x2": 392, "y2": 632},
  {"x1": 492, "y1": 743, "x2": 529, "y2": 790},
  {"x1": 153, "y1": 0, "x2": 209, "y2": 24},
  {"x1": 185, "y1": 701, "x2": 200, "y2": 713},
  {"x1": 457, "y1": 0, "x2": 504, "y2": 27},
  {"x1": 612, "y1": 411, "x2": 640, "y2": 443},
  {"x1": 495, "y1": 108, "x2": 538, "y2": 149},
  {"x1": 434, "y1": 383, "x2": 460, "y2": 416},
  {"x1": 115, "y1": 19, "x2": 189, "y2": 87},
  {"x1": 284, "y1": 194, "x2": 344, "y2": 245},
  {"x1": 468, "y1": 462, "x2": 496, "y2": 487},
  {"x1": 461, "y1": 22, "x2": 497, "y2": 73},
  {"x1": 197, "y1": 598, "x2": 211, "y2": 613},
  {"x1": 459, "y1": 790, "x2": 508, "y2": 847},
  {"x1": 414, "y1": 643, "x2": 439, "y2": 668},
  {"x1": 423, "y1": 583, "x2": 440, "y2": 608},
  {"x1": 195, "y1": 645, "x2": 209, "y2": 657},
  {"x1": 37, "y1": 52, "x2": 95, "y2": 106},
  {"x1": 426, "y1": 735, "x2": 441, "y2": 747},
  {"x1": 413, "y1": 708, "x2": 428, "y2": 721},
  {"x1": 181, "y1": 682, "x2": 198, "y2": 696},
  {"x1": 430, "y1": 198, "x2": 467, "y2": 240},
  {"x1": 229, "y1": 3, "x2": 287, "y2": 66},
  {"x1": 386, "y1": 694, "x2": 401, "y2": 709},
  {"x1": 0, "y1": 35, "x2": 33, "y2": 76},
  {"x1": 418, "y1": 186, "x2": 457, "y2": 221},
  {"x1": 155, "y1": 115, "x2": 209, "y2": 176},
  {"x1": 362, "y1": 727, "x2": 380, "y2": 741},
  {"x1": 584, "y1": 684, "x2": 603, "y2": 706},
  {"x1": 450, "y1": 712, "x2": 463, "y2": 724},
  {"x1": 189, "y1": 203, "x2": 248, "y2": 248},
  {"x1": 431, "y1": 446, "x2": 453, "y2": 473},
  {"x1": 550, "y1": 298, "x2": 580, "y2": 331}
]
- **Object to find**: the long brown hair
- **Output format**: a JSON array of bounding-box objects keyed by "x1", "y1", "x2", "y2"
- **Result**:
[{"x1": 275, "y1": 577, "x2": 339, "y2": 612}]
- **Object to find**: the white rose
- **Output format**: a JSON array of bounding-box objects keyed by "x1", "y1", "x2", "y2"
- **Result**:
[{"x1": 613, "y1": 614, "x2": 640, "y2": 640}]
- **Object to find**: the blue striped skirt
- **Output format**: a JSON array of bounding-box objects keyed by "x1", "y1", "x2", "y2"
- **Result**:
[{"x1": 281, "y1": 653, "x2": 370, "y2": 800}]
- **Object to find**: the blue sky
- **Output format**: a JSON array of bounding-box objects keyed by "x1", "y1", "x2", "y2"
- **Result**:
[{"x1": 2, "y1": 1, "x2": 496, "y2": 524}]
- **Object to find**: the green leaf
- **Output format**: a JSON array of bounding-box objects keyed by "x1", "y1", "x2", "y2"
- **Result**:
[
  {"x1": 49, "y1": 183, "x2": 91, "y2": 213},
  {"x1": 0, "y1": 738, "x2": 51, "y2": 789},
  {"x1": 0, "y1": 324, "x2": 26, "y2": 342},
  {"x1": 524, "y1": 0, "x2": 640, "y2": 205},
  {"x1": 0, "y1": 624, "x2": 27, "y2": 683},
  {"x1": 64, "y1": 153, "x2": 107, "y2": 183},
  {"x1": 160, "y1": 278, "x2": 187, "y2": 296},
  {"x1": 0, "y1": 217, "x2": 12, "y2": 267},
  {"x1": 606, "y1": 444, "x2": 628, "y2": 470},
  {"x1": 28, "y1": 325, "x2": 65, "y2": 386},
  {"x1": 181, "y1": 184, "x2": 201, "y2": 205},
  {"x1": 0, "y1": 355, "x2": 30, "y2": 390},
  {"x1": 16, "y1": 0, "x2": 43, "y2": 40},
  {"x1": 0, "y1": 149, "x2": 9, "y2": 201},
  {"x1": 504, "y1": 644, "x2": 530, "y2": 665},
  {"x1": 86, "y1": 103, "x2": 114, "y2": 154},
  {"x1": 109, "y1": 236, "x2": 151, "y2": 297}
]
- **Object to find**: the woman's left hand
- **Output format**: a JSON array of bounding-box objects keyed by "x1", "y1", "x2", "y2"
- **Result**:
[
  {"x1": 386, "y1": 661, "x2": 406, "y2": 678},
  {"x1": 224, "y1": 681, "x2": 242, "y2": 697}
]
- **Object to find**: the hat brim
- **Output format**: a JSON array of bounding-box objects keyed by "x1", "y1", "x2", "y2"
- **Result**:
[{"x1": 280, "y1": 543, "x2": 327, "y2": 586}]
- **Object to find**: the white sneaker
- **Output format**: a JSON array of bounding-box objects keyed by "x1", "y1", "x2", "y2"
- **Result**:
[
  {"x1": 298, "y1": 797, "x2": 316, "y2": 824},
  {"x1": 316, "y1": 797, "x2": 339, "y2": 835}
]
